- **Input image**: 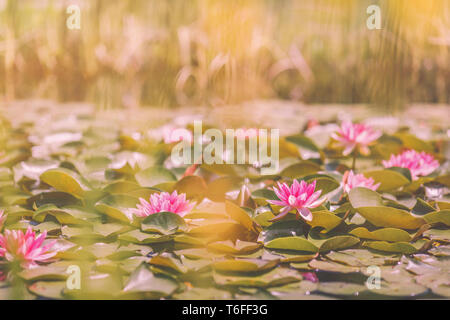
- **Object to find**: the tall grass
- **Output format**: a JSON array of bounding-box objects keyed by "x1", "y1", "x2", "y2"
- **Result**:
[{"x1": 0, "y1": 0, "x2": 448, "y2": 111}]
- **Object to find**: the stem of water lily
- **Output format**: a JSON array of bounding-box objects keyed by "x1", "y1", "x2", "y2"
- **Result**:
[
  {"x1": 343, "y1": 209, "x2": 351, "y2": 220},
  {"x1": 351, "y1": 153, "x2": 356, "y2": 170}
]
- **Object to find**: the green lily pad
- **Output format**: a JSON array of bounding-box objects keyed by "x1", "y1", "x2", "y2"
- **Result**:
[
  {"x1": 225, "y1": 200, "x2": 259, "y2": 233},
  {"x1": 213, "y1": 268, "x2": 301, "y2": 288},
  {"x1": 213, "y1": 259, "x2": 277, "y2": 273},
  {"x1": 28, "y1": 281, "x2": 66, "y2": 299},
  {"x1": 303, "y1": 176, "x2": 340, "y2": 195},
  {"x1": 207, "y1": 240, "x2": 262, "y2": 255},
  {"x1": 265, "y1": 237, "x2": 319, "y2": 253},
  {"x1": 40, "y1": 168, "x2": 90, "y2": 199},
  {"x1": 122, "y1": 264, "x2": 178, "y2": 297},
  {"x1": 364, "y1": 169, "x2": 411, "y2": 191},
  {"x1": 280, "y1": 161, "x2": 321, "y2": 179},
  {"x1": 308, "y1": 229, "x2": 360, "y2": 253},
  {"x1": 174, "y1": 175, "x2": 207, "y2": 200},
  {"x1": 252, "y1": 189, "x2": 278, "y2": 201},
  {"x1": 141, "y1": 211, "x2": 187, "y2": 235},
  {"x1": 412, "y1": 198, "x2": 436, "y2": 215},
  {"x1": 308, "y1": 259, "x2": 360, "y2": 273},
  {"x1": 349, "y1": 227, "x2": 412, "y2": 242},
  {"x1": 394, "y1": 132, "x2": 434, "y2": 153},
  {"x1": 19, "y1": 265, "x2": 68, "y2": 281},
  {"x1": 206, "y1": 176, "x2": 242, "y2": 202},
  {"x1": 424, "y1": 210, "x2": 450, "y2": 226},
  {"x1": 307, "y1": 210, "x2": 343, "y2": 233},
  {"x1": 348, "y1": 187, "x2": 383, "y2": 208},
  {"x1": 118, "y1": 229, "x2": 173, "y2": 244},
  {"x1": 318, "y1": 282, "x2": 367, "y2": 296},
  {"x1": 135, "y1": 166, "x2": 176, "y2": 187},
  {"x1": 95, "y1": 194, "x2": 139, "y2": 223},
  {"x1": 354, "y1": 205, "x2": 425, "y2": 230},
  {"x1": 362, "y1": 241, "x2": 418, "y2": 254}
]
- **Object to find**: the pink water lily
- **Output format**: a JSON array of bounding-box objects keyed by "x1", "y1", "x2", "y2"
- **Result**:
[
  {"x1": 301, "y1": 272, "x2": 319, "y2": 283},
  {"x1": 268, "y1": 180, "x2": 325, "y2": 222},
  {"x1": 342, "y1": 170, "x2": 380, "y2": 194},
  {"x1": 0, "y1": 227, "x2": 57, "y2": 269},
  {"x1": 382, "y1": 149, "x2": 439, "y2": 180},
  {"x1": 131, "y1": 190, "x2": 194, "y2": 217},
  {"x1": 331, "y1": 121, "x2": 381, "y2": 156}
]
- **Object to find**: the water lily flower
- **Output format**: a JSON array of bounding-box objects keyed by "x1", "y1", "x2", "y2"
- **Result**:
[
  {"x1": 0, "y1": 227, "x2": 57, "y2": 269},
  {"x1": 268, "y1": 180, "x2": 325, "y2": 222},
  {"x1": 301, "y1": 272, "x2": 319, "y2": 283},
  {"x1": 341, "y1": 170, "x2": 380, "y2": 194},
  {"x1": 382, "y1": 149, "x2": 439, "y2": 180},
  {"x1": 131, "y1": 191, "x2": 194, "y2": 217},
  {"x1": 331, "y1": 121, "x2": 382, "y2": 156}
]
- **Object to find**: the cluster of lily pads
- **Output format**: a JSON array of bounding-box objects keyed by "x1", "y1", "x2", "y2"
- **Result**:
[{"x1": 0, "y1": 108, "x2": 448, "y2": 300}]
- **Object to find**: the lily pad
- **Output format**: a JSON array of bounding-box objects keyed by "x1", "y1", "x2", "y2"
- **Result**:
[
  {"x1": 349, "y1": 227, "x2": 412, "y2": 242},
  {"x1": 40, "y1": 168, "x2": 90, "y2": 199},
  {"x1": 141, "y1": 211, "x2": 187, "y2": 235},
  {"x1": 135, "y1": 166, "x2": 176, "y2": 187},
  {"x1": 265, "y1": 237, "x2": 319, "y2": 253}
]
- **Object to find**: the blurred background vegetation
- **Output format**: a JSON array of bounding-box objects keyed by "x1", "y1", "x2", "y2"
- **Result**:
[{"x1": 0, "y1": 0, "x2": 449, "y2": 111}]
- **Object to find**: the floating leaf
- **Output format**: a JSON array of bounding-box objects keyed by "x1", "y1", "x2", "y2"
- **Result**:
[
  {"x1": 135, "y1": 166, "x2": 176, "y2": 187},
  {"x1": 19, "y1": 265, "x2": 68, "y2": 281},
  {"x1": 285, "y1": 134, "x2": 320, "y2": 152},
  {"x1": 349, "y1": 189, "x2": 425, "y2": 229},
  {"x1": 308, "y1": 259, "x2": 360, "y2": 273},
  {"x1": 213, "y1": 259, "x2": 277, "y2": 273},
  {"x1": 141, "y1": 211, "x2": 187, "y2": 235},
  {"x1": 348, "y1": 187, "x2": 383, "y2": 208},
  {"x1": 363, "y1": 241, "x2": 418, "y2": 254},
  {"x1": 173, "y1": 175, "x2": 207, "y2": 200},
  {"x1": 95, "y1": 195, "x2": 139, "y2": 223},
  {"x1": 356, "y1": 206, "x2": 425, "y2": 229},
  {"x1": 307, "y1": 210, "x2": 342, "y2": 233},
  {"x1": 424, "y1": 210, "x2": 450, "y2": 226},
  {"x1": 252, "y1": 189, "x2": 278, "y2": 201},
  {"x1": 412, "y1": 198, "x2": 436, "y2": 215},
  {"x1": 349, "y1": 227, "x2": 412, "y2": 242},
  {"x1": 394, "y1": 132, "x2": 434, "y2": 153},
  {"x1": 265, "y1": 237, "x2": 319, "y2": 253},
  {"x1": 318, "y1": 282, "x2": 367, "y2": 296},
  {"x1": 28, "y1": 281, "x2": 65, "y2": 299},
  {"x1": 225, "y1": 200, "x2": 259, "y2": 233},
  {"x1": 261, "y1": 220, "x2": 306, "y2": 242},
  {"x1": 213, "y1": 268, "x2": 301, "y2": 288},
  {"x1": 364, "y1": 169, "x2": 410, "y2": 191},
  {"x1": 40, "y1": 168, "x2": 90, "y2": 199},
  {"x1": 305, "y1": 176, "x2": 340, "y2": 195},
  {"x1": 280, "y1": 161, "x2": 321, "y2": 179},
  {"x1": 122, "y1": 264, "x2": 178, "y2": 297},
  {"x1": 207, "y1": 240, "x2": 262, "y2": 255},
  {"x1": 118, "y1": 229, "x2": 173, "y2": 244},
  {"x1": 206, "y1": 176, "x2": 241, "y2": 202}
]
